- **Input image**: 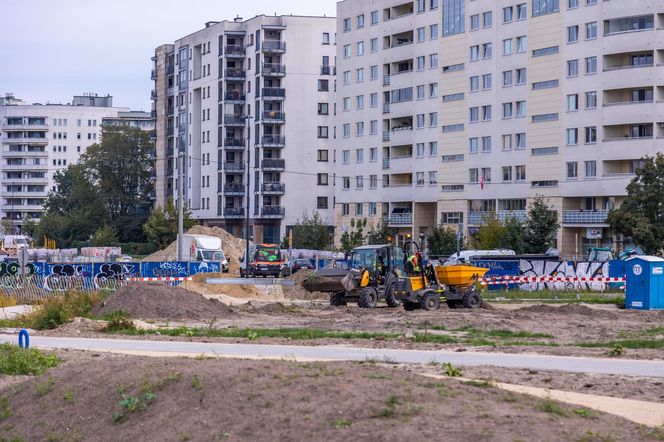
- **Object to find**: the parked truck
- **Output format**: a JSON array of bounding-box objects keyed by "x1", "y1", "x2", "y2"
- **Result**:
[
  {"x1": 239, "y1": 244, "x2": 283, "y2": 278},
  {"x1": 0, "y1": 235, "x2": 30, "y2": 257},
  {"x1": 182, "y1": 234, "x2": 229, "y2": 272}
]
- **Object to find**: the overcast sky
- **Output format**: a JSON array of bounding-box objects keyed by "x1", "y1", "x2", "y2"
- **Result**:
[{"x1": 2, "y1": 0, "x2": 337, "y2": 110}]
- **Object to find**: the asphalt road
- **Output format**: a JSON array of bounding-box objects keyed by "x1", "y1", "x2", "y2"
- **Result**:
[{"x1": 1, "y1": 334, "x2": 663, "y2": 377}]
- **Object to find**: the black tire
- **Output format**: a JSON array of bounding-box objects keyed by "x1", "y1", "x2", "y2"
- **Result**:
[
  {"x1": 420, "y1": 291, "x2": 440, "y2": 311},
  {"x1": 330, "y1": 292, "x2": 347, "y2": 306},
  {"x1": 462, "y1": 291, "x2": 482, "y2": 309},
  {"x1": 446, "y1": 300, "x2": 463, "y2": 309},
  {"x1": 357, "y1": 287, "x2": 379, "y2": 309},
  {"x1": 403, "y1": 301, "x2": 419, "y2": 311},
  {"x1": 384, "y1": 283, "x2": 401, "y2": 308}
]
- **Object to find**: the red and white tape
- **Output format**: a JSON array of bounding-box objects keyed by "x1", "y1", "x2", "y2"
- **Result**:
[
  {"x1": 128, "y1": 277, "x2": 193, "y2": 282},
  {"x1": 480, "y1": 276, "x2": 625, "y2": 286}
]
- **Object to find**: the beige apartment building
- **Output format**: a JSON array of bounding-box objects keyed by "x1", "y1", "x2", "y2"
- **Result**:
[{"x1": 437, "y1": 0, "x2": 664, "y2": 257}]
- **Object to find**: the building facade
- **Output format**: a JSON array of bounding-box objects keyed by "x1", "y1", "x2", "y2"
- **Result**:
[
  {"x1": 152, "y1": 15, "x2": 337, "y2": 245},
  {"x1": 335, "y1": 0, "x2": 443, "y2": 246},
  {"x1": 0, "y1": 94, "x2": 152, "y2": 230},
  {"x1": 438, "y1": 0, "x2": 664, "y2": 257}
]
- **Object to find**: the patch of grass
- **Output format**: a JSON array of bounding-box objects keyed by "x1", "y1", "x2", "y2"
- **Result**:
[
  {"x1": 538, "y1": 397, "x2": 568, "y2": 417},
  {"x1": 572, "y1": 408, "x2": 596, "y2": 419},
  {"x1": 575, "y1": 339, "x2": 664, "y2": 350},
  {"x1": 35, "y1": 377, "x2": 55, "y2": 397},
  {"x1": 25, "y1": 291, "x2": 103, "y2": 330},
  {"x1": 483, "y1": 289, "x2": 625, "y2": 306},
  {"x1": 442, "y1": 362, "x2": 462, "y2": 377},
  {"x1": 0, "y1": 343, "x2": 60, "y2": 375},
  {"x1": 606, "y1": 343, "x2": 624, "y2": 357},
  {"x1": 332, "y1": 418, "x2": 352, "y2": 429},
  {"x1": 191, "y1": 375, "x2": 203, "y2": 391},
  {"x1": 0, "y1": 318, "x2": 27, "y2": 329},
  {"x1": 375, "y1": 395, "x2": 399, "y2": 419},
  {"x1": 577, "y1": 430, "x2": 616, "y2": 442},
  {"x1": 0, "y1": 396, "x2": 10, "y2": 421},
  {"x1": 179, "y1": 432, "x2": 191, "y2": 442},
  {"x1": 411, "y1": 333, "x2": 457, "y2": 344},
  {"x1": 500, "y1": 392, "x2": 519, "y2": 403},
  {"x1": 101, "y1": 311, "x2": 135, "y2": 332},
  {"x1": 0, "y1": 294, "x2": 17, "y2": 308},
  {"x1": 63, "y1": 390, "x2": 74, "y2": 404},
  {"x1": 0, "y1": 436, "x2": 25, "y2": 442}
]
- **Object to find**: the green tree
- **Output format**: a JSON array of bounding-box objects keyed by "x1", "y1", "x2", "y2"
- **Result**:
[
  {"x1": 339, "y1": 218, "x2": 367, "y2": 254},
  {"x1": 91, "y1": 225, "x2": 120, "y2": 246},
  {"x1": 143, "y1": 198, "x2": 195, "y2": 250},
  {"x1": 289, "y1": 211, "x2": 331, "y2": 250},
  {"x1": 501, "y1": 216, "x2": 525, "y2": 254},
  {"x1": 22, "y1": 216, "x2": 38, "y2": 239},
  {"x1": 366, "y1": 219, "x2": 395, "y2": 245},
  {"x1": 427, "y1": 225, "x2": 462, "y2": 257},
  {"x1": 607, "y1": 154, "x2": 664, "y2": 255},
  {"x1": 524, "y1": 195, "x2": 560, "y2": 253},
  {"x1": 474, "y1": 212, "x2": 505, "y2": 249}
]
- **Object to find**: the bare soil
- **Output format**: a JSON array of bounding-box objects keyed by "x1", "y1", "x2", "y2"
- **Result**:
[
  {"x1": 91, "y1": 282, "x2": 235, "y2": 321},
  {"x1": 0, "y1": 350, "x2": 660, "y2": 442}
]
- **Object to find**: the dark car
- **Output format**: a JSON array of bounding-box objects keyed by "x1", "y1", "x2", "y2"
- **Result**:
[{"x1": 282, "y1": 259, "x2": 315, "y2": 276}]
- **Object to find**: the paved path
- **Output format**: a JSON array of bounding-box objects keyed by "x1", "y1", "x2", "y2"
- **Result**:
[{"x1": 1, "y1": 334, "x2": 663, "y2": 377}]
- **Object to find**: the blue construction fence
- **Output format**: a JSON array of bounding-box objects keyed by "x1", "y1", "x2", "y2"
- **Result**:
[{"x1": 0, "y1": 261, "x2": 222, "y2": 292}]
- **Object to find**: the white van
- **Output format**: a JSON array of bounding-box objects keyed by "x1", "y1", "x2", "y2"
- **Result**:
[{"x1": 444, "y1": 249, "x2": 516, "y2": 265}]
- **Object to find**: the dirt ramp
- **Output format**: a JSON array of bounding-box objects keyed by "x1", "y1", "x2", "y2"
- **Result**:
[{"x1": 92, "y1": 282, "x2": 234, "y2": 320}]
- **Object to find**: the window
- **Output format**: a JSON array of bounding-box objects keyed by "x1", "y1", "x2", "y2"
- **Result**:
[
  {"x1": 342, "y1": 204, "x2": 349, "y2": 216},
  {"x1": 503, "y1": 102, "x2": 513, "y2": 118},
  {"x1": 443, "y1": 0, "x2": 465, "y2": 36},
  {"x1": 515, "y1": 165, "x2": 526, "y2": 181},
  {"x1": 516, "y1": 133, "x2": 526, "y2": 149},
  {"x1": 429, "y1": 171, "x2": 437, "y2": 184},
  {"x1": 585, "y1": 56, "x2": 597, "y2": 74},
  {"x1": 470, "y1": 45, "x2": 479, "y2": 61},
  {"x1": 470, "y1": 76, "x2": 479, "y2": 91},
  {"x1": 482, "y1": 74, "x2": 491, "y2": 89},
  {"x1": 442, "y1": 212, "x2": 463, "y2": 224},
  {"x1": 317, "y1": 126, "x2": 329, "y2": 138},
  {"x1": 317, "y1": 150, "x2": 328, "y2": 161},
  {"x1": 566, "y1": 161, "x2": 578, "y2": 179},
  {"x1": 430, "y1": 24, "x2": 439, "y2": 39},
  {"x1": 342, "y1": 150, "x2": 350, "y2": 163},
  {"x1": 567, "y1": 94, "x2": 579, "y2": 111},
  {"x1": 343, "y1": 18, "x2": 351, "y2": 31},
  {"x1": 567, "y1": 128, "x2": 578, "y2": 145},
  {"x1": 586, "y1": 21, "x2": 597, "y2": 39},
  {"x1": 503, "y1": 70, "x2": 513, "y2": 86},
  {"x1": 517, "y1": 3, "x2": 527, "y2": 19},
  {"x1": 343, "y1": 124, "x2": 350, "y2": 137},
  {"x1": 429, "y1": 82, "x2": 439, "y2": 98},
  {"x1": 502, "y1": 134, "x2": 513, "y2": 150},
  {"x1": 442, "y1": 154, "x2": 464, "y2": 162},
  {"x1": 417, "y1": 85, "x2": 425, "y2": 100},
  {"x1": 532, "y1": 113, "x2": 559, "y2": 122},
  {"x1": 370, "y1": 65, "x2": 378, "y2": 80},
  {"x1": 481, "y1": 168, "x2": 492, "y2": 183},
  {"x1": 342, "y1": 177, "x2": 350, "y2": 189},
  {"x1": 417, "y1": 0, "x2": 425, "y2": 12},
  {"x1": 416, "y1": 172, "x2": 425, "y2": 186},
  {"x1": 469, "y1": 137, "x2": 479, "y2": 153},
  {"x1": 356, "y1": 95, "x2": 364, "y2": 109},
  {"x1": 371, "y1": 10, "x2": 379, "y2": 24},
  {"x1": 342, "y1": 71, "x2": 350, "y2": 85},
  {"x1": 370, "y1": 39, "x2": 378, "y2": 54},
  {"x1": 469, "y1": 107, "x2": 479, "y2": 122},
  {"x1": 585, "y1": 126, "x2": 597, "y2": 143},
  {"x1": 532, "y1": 46, "x2": 559, "y2": 57},
  {"x1": 482, "y1": 136, "x2": 491, "y2": 152},
  {"x1": 343, "y1": 97, "x2": 350, "y2": 111},
  {"x1": 482, "y1": 42, "x2": 492, "y2": 59},
  {"x1": 370, "y1": 93, "x2": 378, "y2": 107},
  {"x1": 355, "y1": 203, "x2": 363, "y2": 215},
  {"x1": 605, "y1": 15, "x2": 653, "y2": 35},
  {"x1": 503, "y1": 6, "x2": 513, "y2": 22},
  {"x1": 442, "y1": 93, "x2": 464, "y2": 102},
  {"x1": 316, "y1": 197, "x2": 328, "y2": 209},
  {"x1": 357, "y1": 14, "x2": 365, "y2": 28},
  {"x1": 322, "y1": 33, "x2": 330, "y2": 44},
  {"x1": 516, "y1": 36, "x2": 527, "y2": 52},
  {"x1": 429, "y1": 112, "x2": 438, "y2": 127},
  {"x1": 356, "y1": 149, "x2": 364, "y2": 163},
  {"x1": 357, "y1": 41, "x2": 364, "y2": 56},
  {"x1": 356, "y1": 176, "x2": 364, "y2": 189},
  {"x1": 516, "y1": 68, "x2": 527, "y2": 84},
  {"x1": 503, "y1": 166, "x2": 512, "y2": 181},
  {"x1": 317, "y1": 173, "x2": 329, "y2": 185},
  {"x1": 343, "y1": 44, "x2": 351, "y2": 58},
  {"x1": 470, "y1": 14, "x2": 480, "y2": 30},
  {"x1": 417, "y1": 27, "x2": 426, "y2": 42},
  {"x1": 370, "y1": 175, "x2": 377, "y2": 188},
  {"x1": 429, "y1": 53, "x2": 438, "y2": 68},
  {"x1": 318, "y1": 103, "x2": 329, "y2": 115},
  {"x1": 483, "y1": 11, "x2": 492, "y2": 27},
  {"x1": 318, "y1": 80, "x2": 329, "y2": 91},
  {"x1": 417, "y1": 56, "x2": 425, "y2": 70},
  {"x1": 443, "y1": 63, "x2": 464, "y2": 73},
  {"x1": 568, "y1": 25, "x2": 579, "y2": 43},
  {"x1": 469, "y1": 168, "x2": 479, "y2": 183},
  {"x1": 356, "y1": 122, "x2": 364, "y2": 136},
  {"x1": 568, "y1": 0, "x2": 578, "y2": 7},
  {"x1": 482, "y1": 105, "x2": 492, "y2": 121},
  {"x1": 567, "y1": 59, "x2": 579, "y2": 76},
  {"x1": 503, "y1": 39, "x2": 513, "y2": 55},
  {"x1": 416, "y1": 114, "x2": 425, "y2": 128},
  {"x1": 585, "y1": 161, "x2": 596, "y2": 178},
  {"x1": 516, "y1": 101, "x2": 526, "y2": 117},
  {"x1": 533, "y1": 0, "x2": 559, "y2": 17},
  {"x1": 585, "y1": 91, "x2": 597, "y2": 109},
  {"x1": 370, "y1": 147, "x2": 378, "y2": 161},
  {"x1": 356, "y1": 68, "x2": 364, "y2": 82},
  {"x1": 370, "y1": 120, "x2": 378, "y2": 134},
  {"x1": 429, "y1": 142, "x2": 437, "y2": 155}
]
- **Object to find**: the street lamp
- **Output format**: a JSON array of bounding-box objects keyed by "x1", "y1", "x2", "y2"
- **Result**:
[{"x1": 244, "y1": 114, "x2": 253, "y2": 278}]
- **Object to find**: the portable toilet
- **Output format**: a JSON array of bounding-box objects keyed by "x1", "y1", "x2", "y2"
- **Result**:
[{"x1": 625, "y1": 256, "x2": 664, "y2": 310}]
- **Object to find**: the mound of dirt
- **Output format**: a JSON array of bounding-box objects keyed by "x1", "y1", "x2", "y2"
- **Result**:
[
  {"x1": 91, "y1": 282, "x2": 234, "y2": 320},
  {"x1": 283, "y1": 270, "x2": 330, "y2": 300},
  {"x1": 517, "y1": 303, "x2": 614, "y2": 317}
]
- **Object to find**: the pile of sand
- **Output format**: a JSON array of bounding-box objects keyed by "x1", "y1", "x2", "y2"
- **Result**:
[
  {"x1": 283, "y1": 270, "x2": 329, "y2": 300},
  {"x1": 91, "y1": 282, "x2": 234, "y2": 320},
  {"x1": 143, "y1": 225, "x2": 249, "y2": 271},
  {"x1": 181, "y1": 272, "x2": 267, "y2": 300},
  {"x1": 517, "y1": 303, "x2": 615, "y2": 317}
]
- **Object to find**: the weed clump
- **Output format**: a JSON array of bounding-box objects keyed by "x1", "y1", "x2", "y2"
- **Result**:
[
  {"x1": 26, "y1": 291, "x2": 102, "y2": 330},
  {"x1": 0, "y1": 343, "x2": 60, "y2": 376}
]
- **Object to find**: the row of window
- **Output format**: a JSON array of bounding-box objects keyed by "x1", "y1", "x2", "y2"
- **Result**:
[
  {"x1": 341, "y1": 113, "x2": 438, "y2": 137},
  {"x1": 341, "y1": 172, "x2": 438, "y2": 190},
  {"x1": 342, "y1": 0, "x2": 440, "y2": 32},
  {"x1": 470, "y1": 133, "x2": 527, "y2": 153},
  {"x1": 340, "y1": 202, "x2": 379, "y2": 217},
  {"x1": 51, "y1": 119, "x2": 97, "y2": 127},
  {"x1": 51, "y1": 132, "x2": 98, "y2": 140},
  {"x1": 341, "y1": 143, "x2": 439, "y2": 164}
]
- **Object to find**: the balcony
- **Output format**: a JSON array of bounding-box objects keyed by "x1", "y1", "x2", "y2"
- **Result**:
[
  {"x1": 2, "y1": 149, "x2": 48, "y2": 158},
  {"x1": 262, "y1": 111, "x2": 285, "y2": 123},
  {"x1": 382, "y1": 158, "x2": 390, "y2": 169},
  {"x1": 151, "y1": 90, "x2": 157, "y2": 99},
  {"x1": 2, "y1": 136, "x2": 48, "y2": 145},
  {"x1": 261, "y1": 135, "x2": 285, "y2": 147},
  {"x1": 263, "y1": 64, "x2": 286, "y2": 76},
  {"x1": 3, "y1": 163, "x2": 49, "y2": 171},
  {"x1": 261, "y1": 205, "x2": 285, "y2": 218},
  {"x1": 224, "y1": 68, "x2": 246, "y2": 80},
  {"x1": 225, "y1": 46, "x2": 246, "y2": 57},
  {"x1": 151, "y1": 69, "x2": 157, "y2": 80},
  {"x1": 224, "y1": 138, "x2": 245, "y2": 150},
  {"x1": 383, "y1": 104, "x2": 390, "y2": 114},
  {"x1": 224, "y1": 161, "x2": 245, "y2": 172},
  {"x1": 320, "y1": 65, "x2": 335, "y2": 76},
  {"x1": 261, "y1": 158, "x2": 285, "y2": 170},
  {"x1": 224, "y1": 183, "x2": 245, "y2": 195},
  {"x1": 497, "y1": 210, "x2": 526, "y2": 222},
  {"x1": 1, "y1": 191, "x2": 48, "y2": 198},
  {"x1": 262, "y1": 182, "x2": 285, "y2": 194},
  {"x1": 382, "y1": 131, "x2": 390, "y2": 142},
  {"x1": 562, "y1": 210, "x2": 609, "y2": 225},
  {"x1": 1, "y1": 121, "x2": 48, "y2": 131},
  {"x1": 468, "y1": 211, "x2": 492, "y2": 226},
  {"x1": 383, "y1": 75, "x2": 390, "y2": 86},
  {"x1": 262, "y1": 87, "x2": 286, "y2": 100},
  {"x1": 262, "y1": 40, "x2": 286, "y2": 53},
  {"x1": 223, "y1": 207, "x2": 245, "y2": 218},
  {"x1": 388, "y1": 213, "x2": 413, "y2": 226},
  {"x1": 224, "y1": 115, "x2": 246, "y2": 127},
  {"x1": 224, "y1": 91, "x2": 246, "y2": 103}
]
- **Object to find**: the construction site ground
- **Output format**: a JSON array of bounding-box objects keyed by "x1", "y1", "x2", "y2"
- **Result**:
[{"x1": 1, "y1": 350, "x2": 663, "y2": 442}]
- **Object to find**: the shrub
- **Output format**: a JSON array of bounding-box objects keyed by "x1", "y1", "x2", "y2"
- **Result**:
[
  {"x1": 0, "y1": 343, "x2": 60, "y2": 375},
  {"x1": 27, "y1": 291, "x2": 102, "y2": 330}
]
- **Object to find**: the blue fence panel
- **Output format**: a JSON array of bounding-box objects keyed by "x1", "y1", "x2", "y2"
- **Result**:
[
  {"x1": 140, "y1": 261, "x2": 189, "y2": 278},
  {"x1": 471, "y1": 259, "x2": 520, "y2": 290},
  {"x1": 189, "y1": 261, "x2": 222, "y2": 275},
  {"x1": 42, "y1": 263, "x2": 94, "y2": 291},
  {"x1": 92, "y1": 262, "x2": 139, "y2": 289}
]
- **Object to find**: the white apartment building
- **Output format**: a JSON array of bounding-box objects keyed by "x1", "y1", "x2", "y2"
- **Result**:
[
  {"x1": 152, "y1": 15, "x2": 337, "y2": 245},
  {"x1": 439, "y1": 0, "x2": 664, "y2": 257},
  {"x1": 0, "y1": 94, "x2": 151, "y2": 230},
  {"x1": 335, "y1": 0, "x2": 442, "y2": 245}
]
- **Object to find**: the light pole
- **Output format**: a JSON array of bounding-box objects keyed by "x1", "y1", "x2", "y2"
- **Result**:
[
  {"x1": 176, "y1": 151, "x2": 184, "y2": 261},
  {"x1": 244, "y1": 115, "x2": 252, "y2": 277}
]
